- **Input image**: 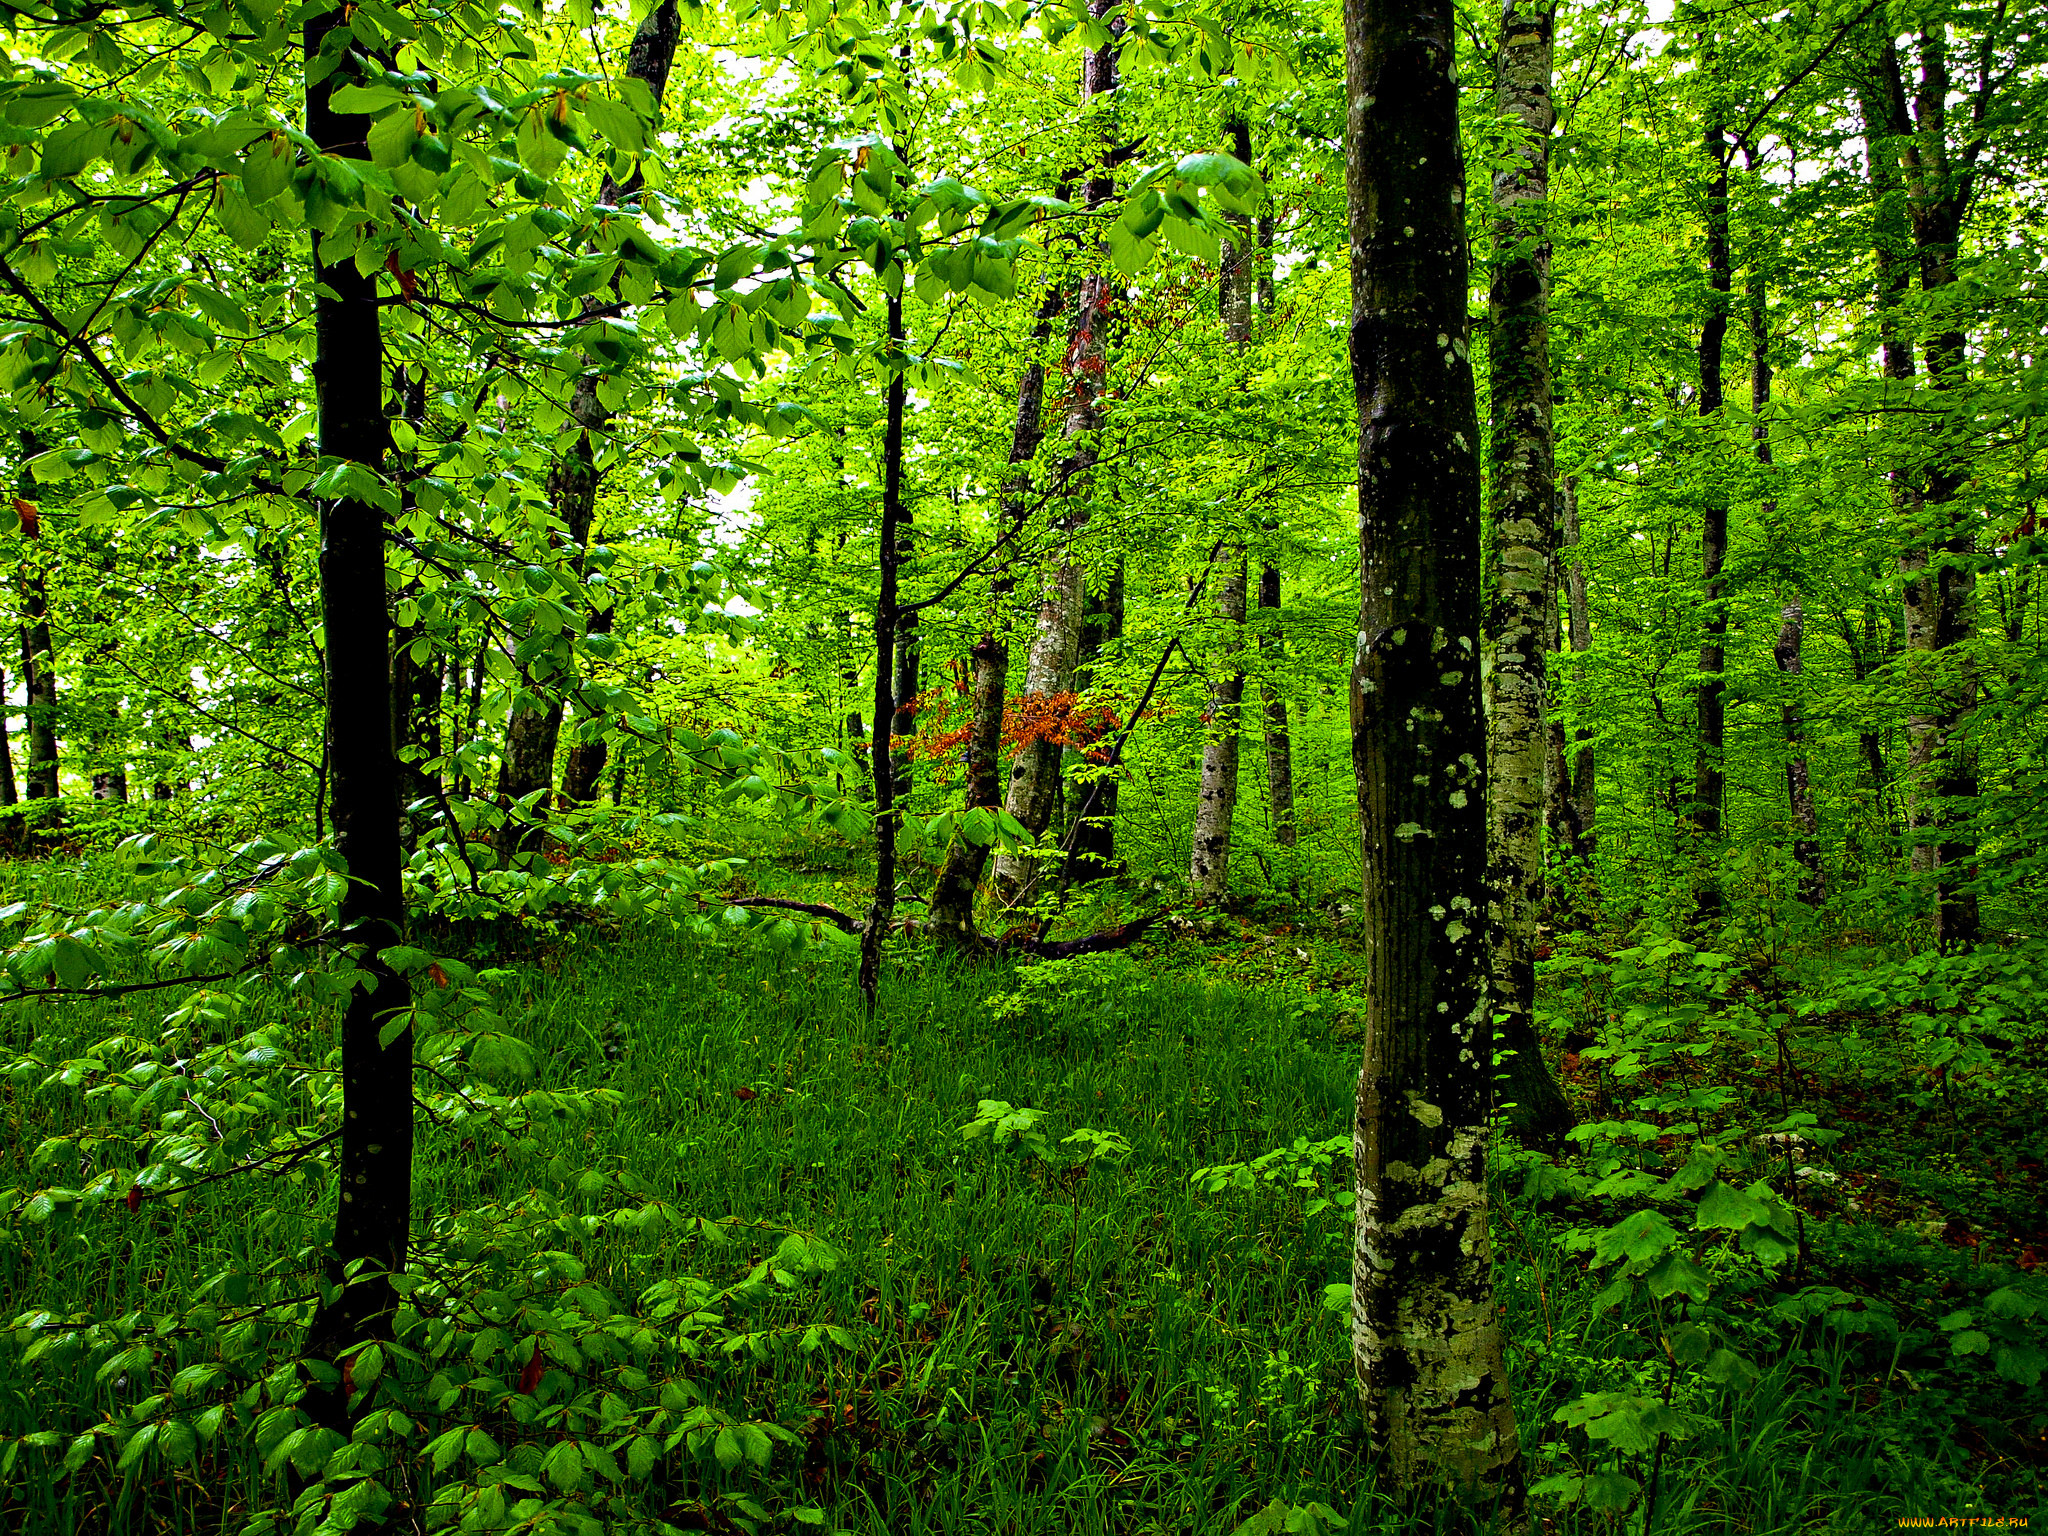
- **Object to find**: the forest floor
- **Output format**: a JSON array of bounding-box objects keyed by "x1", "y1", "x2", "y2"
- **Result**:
[{"x1": 1, "y1": 852, "x2": 2044, "y2": 1533}]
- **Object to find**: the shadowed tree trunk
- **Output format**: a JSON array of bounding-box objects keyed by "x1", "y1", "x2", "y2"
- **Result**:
[
  {"x1": 1691, "y1": 62, "x2": 1733, "y2": 923},
  {"x1": 497, "y1": 0, "x2": 682, "y2": 853},
  {"x1": 0, "y1": 658, "x2": 19, "y2": 852},
  {"x1": 1484, "y1": 0, "x2": 1571, "y2": 1154},
  {"x1": 994, "y1": 0, "x2": 1122, "y2": 907},
  {"x1": 1545, "y1": 476, "x2": 1596, "y2": 887},
  {"x1": 297, "y1": 2, "x2": 413, "y2": 1447},
  {"x1": 1066, "y1": 559, "x2": 1124, "y2": 880},
  {"x1": 1859, "y1": 25, "x2": 1988, "y2": 950},
  {"x1": 1343, "y1": 0, "x2": 1524, "y2": 1507},
  {"x1": 1743, "y1": 198, "x2": 1822, "y2": 907},
  {"x1": 928, "y1": 288, "x2": 1065, "y2": 941},
  {"x1": 859, "y1": 287, "x2": 909, "y2": 1006}
]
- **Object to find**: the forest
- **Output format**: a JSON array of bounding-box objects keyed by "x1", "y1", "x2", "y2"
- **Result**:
[{"x1": 0, "y1": 0, "x2": 2043, "y2": 1530}]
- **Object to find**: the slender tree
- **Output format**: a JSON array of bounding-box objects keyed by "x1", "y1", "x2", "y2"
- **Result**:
[
  {"x1": 1547, "y1": 477, "x2": 1596, "y2": 881},
  {"x1": 1343, "y1": 0, "x2": 1523, "y2": 1505},
  {"x1": 859, "y1": 286, "x2": 909, "y2": 1004},
  {"x1": 0, "y1": 657, "x2": 19, "y2": 853},
  {"x1": 297, "y1": 3, "x2": 414, "y2": 1442}
]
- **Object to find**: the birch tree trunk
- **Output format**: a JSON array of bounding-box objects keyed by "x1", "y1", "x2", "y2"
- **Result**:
[
  {"x1": 1343, "y1": 0, "x2": 1523, "y2": 1505},
  {"x1": 858, "y1": 287, "x2": 909, "y2": 1005},
  {"x1": 1189, "y1": 551, "x2": 1246, "y2": 901},
  {"x1": 993, "y1": 2, "x2": 1122, "y2": 905},
  {"x1": 298, "y1": 2, "x2": 413, "y2": 1442}
]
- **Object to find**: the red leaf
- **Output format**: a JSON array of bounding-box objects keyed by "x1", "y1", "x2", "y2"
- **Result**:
[
  {"x1": 732, "y1": 1086, "x2": 758, "y2": 1101},
  {"x1": 125, "y1": 1187, "x2": 141, "y2": 1213},
  {"x1": 14, "y1": 497, "x2": 37, "y2": 538},
  {"x1": 517, "y1": 1339, "x2": 545, "y2": 1395},
  {"x1": 428, "y1": 963, "x2": 450, "y2": 988}
]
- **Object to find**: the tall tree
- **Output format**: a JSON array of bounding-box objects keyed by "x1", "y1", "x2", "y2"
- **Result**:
[
  {"x1": 859, "y1": 286, "x2": 909, "y2": 1005},
  {"x1": 297, "y1": 3, "x2": 415, "y2": 1442},
  {"x1": 1190, "y1": 186, "x2": 1256, "y2": 904},
  {"x1": 1546, "y1": 477, "x2": 1596, "y2": 884},
  {"x1": 1343, "y1": 0, "x2": 1523, "y2": 1505},
  {"x1": 14, "y1": 487, "x2": 60, "y2": 830},
  {"x1": 1689, "y1": 17, "x2": 1734, "y2": 921},
  {"x1": 1484, "y1": 0, "x2": 1571, "y2": 1151},
  {"x1": 497, "y1": 0, "x2": 684, "y2": 846},
  {"x1": 994, "y1": 0, "x2": 1124, "y2": 906},
  {"x1": 0, "y1": 657, "x2": 19, "y2": 853}
]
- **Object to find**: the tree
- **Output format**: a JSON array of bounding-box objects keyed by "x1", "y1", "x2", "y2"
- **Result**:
[
  {"x1": 1483, "y1": 0, "x2": 1571, "y2": 1151},
  {"x1": 1343, "y1": 0, "x2": 1523, "y2": 1506}
]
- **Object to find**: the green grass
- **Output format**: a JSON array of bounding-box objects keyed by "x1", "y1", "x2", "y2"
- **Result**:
[{"x1": 0, "y1": 920, "x2": 2039, "y2": 1534}]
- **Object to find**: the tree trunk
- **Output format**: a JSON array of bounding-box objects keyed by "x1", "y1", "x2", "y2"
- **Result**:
[
  {"x1": 497, "y1": 0, "x2": 682, "y2": 857},
  {"x1": 993, "y1": 0, "x2": 1121, "y2": 906},
  {"x1": 1257, "y1": 561, "x2": 1296, "y2": 849},
  {"x1": 390, "y1": 366, "x2": 439, "y2": 846},
  {"x1": 1691, "y1": 97, "x2": 1733, "y2": 921},
  {"x1": 927, "y1": 289, "x2": 1064, "y2": 940},
  {"x1": 1859, "y1": 26, "x2": 1983, "y2": 950},
  {"x1": 17, "y1": 563, "x2": 60, "y2": 828},
  {"x1": 558, "y1": 601, "x2": 614, "y2": 807},
  {"x1": 1484, "y1": 0, "x2": 1570, "y2": 1154},
  {"x1": 1547, "y1": 476, "x2": 1596, "y2": 876},
  {"x1": 1189, "y1": 550, "x2": 1246, "y2": 902},
  {"x1": 1773, "y1": 601, "x2": 1823, "y2": 903},
  {"x1": 1342, "y1": 0, "x2": 1523, "y2": 1507},
  {"x1": 1066, "y1": 559, "x2": 1124, "y2": 881},
  {"x1": 298, "y1": 3, "x2": 413, "y2": 1446},
  {"x1": 1743, "y1": 203, "x2": 1822, "y2": 906},
  {"x1": 859, "y1": 287, "x2": 909, "y2": 1006},
  {"x1": 0, "y1": 658, "x2": 20, "y2": 853}
]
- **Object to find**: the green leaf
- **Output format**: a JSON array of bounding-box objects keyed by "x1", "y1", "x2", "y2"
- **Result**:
[
  {"x1": 241, "y1": 134, "x2": 294, "y2": 203},
  {"x1": 367, "y1": 109, "x2": 419, "y2": 168},
  {"x1": 712, "y1": 1425, "x2": 741, "y2": 1471},
  {"x1": 39, "y1": 120, "x2": 108, "y2": 179},
  {"x1": 1694, "y1": 1179, "x2": 1770, "y2": 1231}
]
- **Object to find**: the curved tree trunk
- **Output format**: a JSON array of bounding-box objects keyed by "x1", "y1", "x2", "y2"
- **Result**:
[
  {"x1": 1342, "y1": 0, "x2": 1523, "y2": 1506},
  {"x1": 298, "y1": 3, "x2": 413, "y2": 1444},
  {"x1": 1484, "y1": 0, "x2": 1571, "y2": 1153}
]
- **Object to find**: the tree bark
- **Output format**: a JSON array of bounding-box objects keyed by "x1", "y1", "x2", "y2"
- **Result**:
[
  {"x1": 1257, "y1": 561, "x2": 1296, "y2": 849},
  {"x1": 993, "y1": 0, "x2": 1122, "y2": 906},
  {"x1": 0, "y1": 657, "x2": 20, "y2": 853},
  {"x1": 1189, "y1": 550, "x2": 1246, "y2": 901},
  {"x1": 298, "y1": 2, "x2": 413, "y2": 1446},
  {"x1": 1547, "y1": 476, "x2": 1596, "y2": 874},
  {"x1": 1343, "y1": 0, "x2": 1523, "y2": 1506},
  {"x1": 1066, "y1": 559, "x2": 1124, "y2": 880},
  {"x1": 1484, "y1": 0, "x2": 1570, "y2": 1153},
  {"x1": 927, "y1": 288, "x2": 1065, "y2": 940},
  {"x1": 496, "y1": 0, "x2": 682, "y2": 855},
  {"x1": 1743, "y1": 203, "x2": 1822, "y2": 906},
  {"x1": 1691, "y1": 88, "x2": 1732, "y2": 920},
  {"x1": 859, "y1": 287, "x2": 909, "y2": 1006}
]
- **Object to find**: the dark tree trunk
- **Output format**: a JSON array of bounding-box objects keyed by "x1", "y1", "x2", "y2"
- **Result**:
[
  {"x1": 1691, "y1": 100, "x2": 1733, "y2": 921},
  {"x1": 1066, "y1": 559, "x2": 1124, "y2": 881},
  {"x1": 859, "y1": 288, "x2": 909, "y2": 1006},
  {"x1": 1859, "y1": 26, "x2": 1985, "y2": 950},
  {"x1": 1342, "y1": 0, "x2": 1523, "y2": 1504},
  {"x1": 558, "y1": 602, "x2": 614, "y2": 807},
  {"x1": 497, "y1": 0, "x2": 682, "y2": 857},
  {"x1": 297, "y1": 4, "x2": 414, "y2": 1446}
]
